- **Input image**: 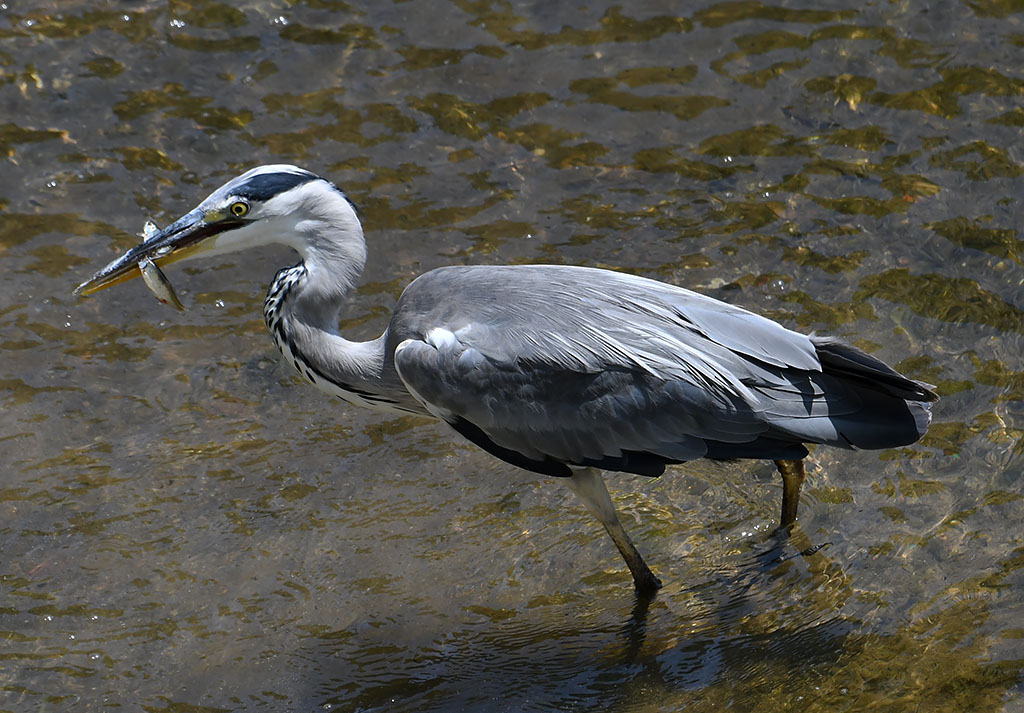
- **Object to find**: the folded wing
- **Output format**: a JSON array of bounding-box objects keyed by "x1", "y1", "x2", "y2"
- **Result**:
[{"x1": 389, "y1": 265, "x2": 934, "y2": 477}]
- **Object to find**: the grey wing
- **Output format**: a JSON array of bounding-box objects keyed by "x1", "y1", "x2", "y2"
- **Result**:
[
  {"x1": 392, "y1": 331, "x2": 761, "y2": 477},
  {"x1": 388, "y1": 264, "x2": 930, "y2": 478},
  {"x1": 389, "y1": 267, "x2": 826, "y2": 477}
]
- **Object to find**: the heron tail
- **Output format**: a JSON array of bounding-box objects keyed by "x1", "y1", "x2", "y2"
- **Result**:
[
  {"x1": 809, "y1": 337, "x2": 936, "y2": 448},
  {"x1": 811, "y1": 337, "x2": 938, "y2": 403}
]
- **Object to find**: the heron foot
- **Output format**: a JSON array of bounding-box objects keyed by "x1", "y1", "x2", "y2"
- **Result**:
[{"x1": 633, "y1": 568, "x2": 662, "y2": 599}]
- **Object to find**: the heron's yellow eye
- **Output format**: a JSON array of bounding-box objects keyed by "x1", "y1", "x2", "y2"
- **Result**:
[{"x1": 229, "y1": 201, "x2": 249, "y2": 217}]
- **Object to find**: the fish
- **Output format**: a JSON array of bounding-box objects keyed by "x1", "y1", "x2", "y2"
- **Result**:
[
  {"x1": 140, "y1": 219, "x2": 160, "y2": 240},
  {"x1": 139, "y1": 257, "x2": 185, "y2": 311}
]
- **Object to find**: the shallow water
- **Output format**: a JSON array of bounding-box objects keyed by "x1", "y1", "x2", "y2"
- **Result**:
[{"x1": 2, "y1": 1, "x2": 1023, "y2": 711}]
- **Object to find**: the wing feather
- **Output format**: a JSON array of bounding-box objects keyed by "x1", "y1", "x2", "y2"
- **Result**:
[{"x1": 387, "y1": 264, "x2": 931, "y2": 476}]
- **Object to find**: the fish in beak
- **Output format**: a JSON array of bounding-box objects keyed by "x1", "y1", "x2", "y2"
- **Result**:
[
  {"x1": 73, "y1": 207, "x2": 245, "y2": 301},
  {"x1": 139, "y1": 257, "x2": 185, "y2": 311}
]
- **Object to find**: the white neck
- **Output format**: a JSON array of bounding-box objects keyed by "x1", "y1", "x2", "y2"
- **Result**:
[{"x1": 252, "y1": 184, "x2": 420, "y2": 415}]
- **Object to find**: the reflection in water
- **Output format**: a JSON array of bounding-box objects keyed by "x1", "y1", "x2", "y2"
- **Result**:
[
  {"x1": 1, "y1": 0, "x2": 1023, "y2": 711},
  {"x1": 310, "y1": 529, "x2": 853, "y2": 710}
]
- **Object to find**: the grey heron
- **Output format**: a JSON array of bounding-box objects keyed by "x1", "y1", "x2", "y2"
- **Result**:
[{"x1": 76, "y1": 165, "x2": 937, "y2": 597}]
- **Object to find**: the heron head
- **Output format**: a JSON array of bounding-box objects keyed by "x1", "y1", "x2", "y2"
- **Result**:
[{"x1": 74, "y1": 164, "x2": 362, "y2": 297}]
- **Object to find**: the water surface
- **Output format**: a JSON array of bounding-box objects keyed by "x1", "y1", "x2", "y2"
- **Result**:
[{"x1": 1, "y1": 1, "x2": 1023, "y2": 711}]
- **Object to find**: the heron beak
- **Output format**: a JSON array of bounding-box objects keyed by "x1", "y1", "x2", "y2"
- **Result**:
[{"x1": 74, "y1": 208, "x2": 243, "y2": 296}]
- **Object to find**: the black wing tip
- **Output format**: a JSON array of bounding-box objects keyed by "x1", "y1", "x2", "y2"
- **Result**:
[{"x1": 811, "y1": 337, "x2": 939, "y2": 403}]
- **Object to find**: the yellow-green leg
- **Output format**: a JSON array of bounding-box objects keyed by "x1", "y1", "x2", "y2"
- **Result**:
[
  {"x1": 566, "y1": 468, "x2": 662, "y2": 597},
  {"x1": 774, "y1": 458, "x2": 806, "y2": 527}
]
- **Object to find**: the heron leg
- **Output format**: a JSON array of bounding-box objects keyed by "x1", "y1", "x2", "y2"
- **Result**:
[
  {"x1": 774, "y1": 458, "x2": 806, "y2": 528},
  {"x1": 566, "y1": 468, "x2": 662, "y2": 597}
]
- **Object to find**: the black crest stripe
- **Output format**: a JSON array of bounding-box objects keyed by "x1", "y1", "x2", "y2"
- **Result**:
[{"x1": 236, "y1": 171, "x2": 318, "y2": 202}]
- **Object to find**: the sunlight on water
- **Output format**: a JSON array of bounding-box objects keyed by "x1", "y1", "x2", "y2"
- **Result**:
[{"x1": 0, "y1": 1, "x2": 1022, "y2": 711}]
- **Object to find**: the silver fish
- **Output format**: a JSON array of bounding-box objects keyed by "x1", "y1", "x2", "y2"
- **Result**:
[
  {"x1": 139, "y1": 257, "x2": 185, "y2": 311},
  {"x1": 139, "y1": 219, "x2": 160, "y2": 241}
]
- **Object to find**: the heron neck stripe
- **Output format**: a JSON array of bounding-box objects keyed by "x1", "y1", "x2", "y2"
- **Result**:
[{"x1": 264, "y1": 262, "x2": 397, "y2": 406}]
